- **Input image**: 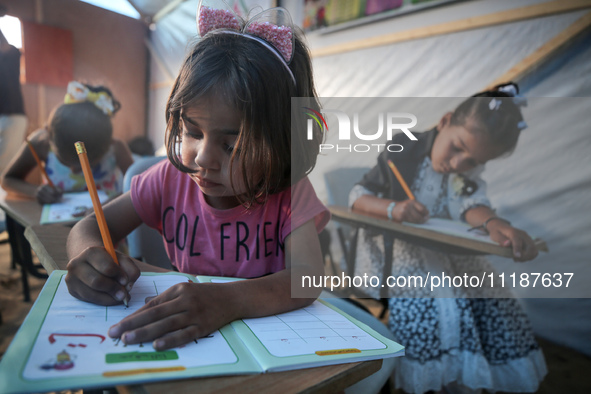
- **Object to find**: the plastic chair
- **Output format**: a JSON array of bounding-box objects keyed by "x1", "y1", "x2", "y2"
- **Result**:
[
  {"x1": 122, "y1": 156, "x2": 172, "y2": 270},
  {"x1": 324, "y1": 167, "x2": 390, "y2": 318},
  {"x1": 321, "y1": 294, "x2": 396, "y2": 394},
  {"x1": 324, "y1": 167, "x2": 371, "y2": 277}
]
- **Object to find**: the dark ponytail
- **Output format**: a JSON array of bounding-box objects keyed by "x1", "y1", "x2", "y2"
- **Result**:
[{"x1": 451, "y1": 82, "x2": 527, "y2": 154}]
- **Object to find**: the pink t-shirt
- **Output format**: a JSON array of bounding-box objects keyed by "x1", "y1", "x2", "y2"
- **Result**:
[{"x1": 130, "y1": 160, "x2": 330, "y2": 278}]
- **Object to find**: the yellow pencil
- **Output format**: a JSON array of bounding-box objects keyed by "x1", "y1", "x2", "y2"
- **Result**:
[
  {"x1": 75, "y1": 141, "x2": 127, "y2": 306},
  {"x1": 387, "y1": 159, "x2": 415, "y2": 200},
  {"x1": 26, "y1": 139, "x2": 56, "y2": 188}
]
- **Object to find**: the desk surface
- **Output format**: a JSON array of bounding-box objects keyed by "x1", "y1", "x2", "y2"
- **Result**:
[
  {"x1": 329, "y1": 205, "x2": 547, "y2": 257},
  {"x1": 0, "y1": 194, "x2": 42, "y2": 228},
  {"x1": 1, "y1": 194, "x2": 72, "y2": 274},
  {"x1": 23, "y1": 223, "x2": 384, "y2": 393},
  {"x1": 25, "y1": 224, "x2": 71, "y2": 272},
  {"x1": 118, "y1": 359, "x2": 382, "y2": 394}
]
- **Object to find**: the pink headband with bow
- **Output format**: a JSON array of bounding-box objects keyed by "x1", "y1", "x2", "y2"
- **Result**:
[{"x1": 197, "y1": 0, "x2": 295, "y2": 83}]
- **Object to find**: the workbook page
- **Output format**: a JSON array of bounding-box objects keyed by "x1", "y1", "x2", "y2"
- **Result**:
[
  {"x1": 40, "y1": 191, "x2": 109, "y2": 224},
  {"x1": 240, "y1": 301, "x2": 388, "y2": 358},
  {"x1": 405, "y1": 218, "x2": 494, "y2": 243},
  {"x1": 22, "y1": 274, "x2": 238, "y2": 380}
]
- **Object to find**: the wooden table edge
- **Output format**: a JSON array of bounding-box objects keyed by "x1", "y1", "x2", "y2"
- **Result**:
[
  {"x1": 24, "y1": 224, "x2": 71, "y2": 273},
  {"x1": 116, "y1": 359, "x2": 382, "y2": 394},
  {"x1": 328, "y1": 205, "x2": 547, "y2": 257}
]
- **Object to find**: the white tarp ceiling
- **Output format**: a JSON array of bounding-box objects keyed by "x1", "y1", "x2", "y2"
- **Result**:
[{"x1": 128, "y1": 0, "x2": 179, "y2": 19}]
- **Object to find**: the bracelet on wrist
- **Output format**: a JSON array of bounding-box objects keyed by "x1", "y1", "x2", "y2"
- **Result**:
[
  {"x1": 468, "y1": 216, "x2": 511, "y2": 234},
  {"x1": 386, "y1": 201, "x2": 396, "y2": 221},
  {"x1": 483, "y1": 216, "x2": 511, "y2": 232}
]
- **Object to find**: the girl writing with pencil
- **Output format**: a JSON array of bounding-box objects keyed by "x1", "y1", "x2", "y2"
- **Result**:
[
  {"x1": 350, "y1": 83, "x2": 546, "y2": 393},
  {"x1": 64, "y1": 2, "x2": 330, "y2": 352},
  {"x1": 1, "y1": 81, "x2": 134, "y2": 204}
]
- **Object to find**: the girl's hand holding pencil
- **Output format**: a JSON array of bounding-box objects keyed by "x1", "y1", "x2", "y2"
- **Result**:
[
  {"x1": 66, "y1": 246, "x2": 140, "y2": 305},
  {"x1": 65, "y1": 142, "x2": 141, "y2": 307},
  {"x1": 35, "y1": 183, "x2": 63, "y2": 204},
  {"x1": 386, "y1": 159, "x2": 429, "y2": 223},
  {"x1": 389, "y1": 200, "x2": 430, "y2": 223}
]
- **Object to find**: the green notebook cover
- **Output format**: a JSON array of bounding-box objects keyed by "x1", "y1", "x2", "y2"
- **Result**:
[
  {"x1": 0, "y1": 271, "x2": 259, "y2": 393},
  {"x1": 0, "y1": 272, "x2": 404, "y2": 393}
]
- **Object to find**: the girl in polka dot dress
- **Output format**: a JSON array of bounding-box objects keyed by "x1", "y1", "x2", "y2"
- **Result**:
[{"x1": 350, "y1": 83, "x2": 547, "y2": 393}]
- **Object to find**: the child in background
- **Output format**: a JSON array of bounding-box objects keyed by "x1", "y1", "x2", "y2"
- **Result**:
[
  {"x1": 65, "y1": 3, "x2": 329, "y2": 352},
  {"x1": 1, "y1": 81, "x2": 134, "y2": 203},
  {"x1": 350, "y1": 83, "x2": 547, "y2": 393},
  {"x1": 128, "y1": 135, "x2": 155, "y2": 158},
  {"x1": 0, "y1": 23, "x2": 27, "y2": 231},
  {"x1": 0, "y1": 24, "x2": 27, "y2": 174}
]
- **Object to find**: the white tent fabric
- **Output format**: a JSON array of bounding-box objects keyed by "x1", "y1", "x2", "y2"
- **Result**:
[
  {"x1": 310, "y1": 12, "x2": 586, "y2": 98},
  {"x1": 149, "y1": 0, "x2": 199, "y2": 77},
  {"x1": 145, "y1": 0, "x2": 199, "y2": 147},
  {"x1": 486, "y1": 46, "x2": 591, "y2": 356},
  {"x1": 129, "y1": 0, "x2": 180, "y2": 18},
  {"x1": 140, "y1": 0, "x2": 591, "y2": 357}
]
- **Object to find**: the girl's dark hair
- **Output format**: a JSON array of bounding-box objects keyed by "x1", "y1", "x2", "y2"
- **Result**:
[
  {"x1": 48, "y1": 83, "x2": 120, "y2": 165},
  {"x1": 450, "y1": 82, "x2": 526, "y2": 154},
  {"x1": 165, "y1": 28, "x2": 323, "y2": 207}
]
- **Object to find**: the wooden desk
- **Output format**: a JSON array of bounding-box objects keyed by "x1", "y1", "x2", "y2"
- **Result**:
[
  {"x1": 0, "y1": 195, "x2": 43, "y2": 227},
  {"x1": 0, "y1": 195, "x2": 48, "y2": 301},
  {"x1": 118, "y1": 360, "x2": 382, "y2": 394},
  {"x1": 23, "y1": 224, "x2": 384, "y2": 393},
  {"x1": 329, "y1": 205, "x2": 547, "y2": 298},
  {"x1": 329, "y1": 205, "x2": 547, "y2": 258},
  {"x1": 25, "y1": 223, "x2": 71, "y2": 272}
]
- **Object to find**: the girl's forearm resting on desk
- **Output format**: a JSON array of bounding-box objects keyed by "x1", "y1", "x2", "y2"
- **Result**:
[
  {"x1": 1, "y1": 174, "x2": 36, "y2": 197},
  {"x1": 351, "y1": 194, "x2": 393, "y2": 217},
  {"x1": 464, "y1": 205, "x2": 504, "y2": 229},
  {"x1": 2, "y1": 164, "x2": 63, "y2": 203},
  {"x1": 464, "y1": 206, "x2": 538, "y2": 262},
  {"x1": 1, "y1": 131, "x2": 63, "y2": 203}
]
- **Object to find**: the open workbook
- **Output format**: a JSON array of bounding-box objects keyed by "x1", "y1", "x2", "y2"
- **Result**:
[
  {"x1": 40, "y1": 191, "x2": 109, "y2": 225},
  {"x1": 0, "y1": 271, "x2": 404, "y2": 393}
]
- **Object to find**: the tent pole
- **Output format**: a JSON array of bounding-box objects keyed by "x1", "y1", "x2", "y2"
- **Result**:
[{"x1": 486, "y1": 11, "x2": 591, "y2": 89}]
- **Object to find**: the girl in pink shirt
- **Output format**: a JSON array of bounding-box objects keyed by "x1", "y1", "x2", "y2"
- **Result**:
[{"x1": 65, "y1": 4, "x2": 329, "y2": 351}]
